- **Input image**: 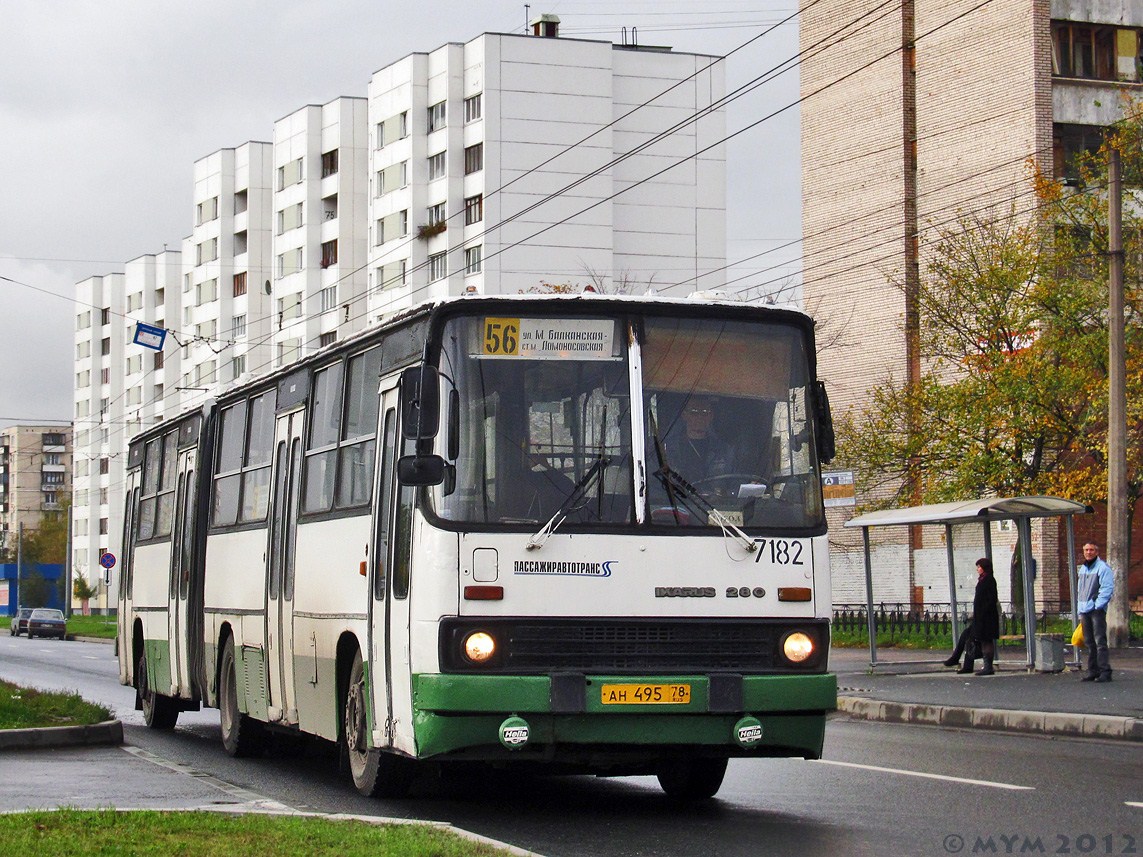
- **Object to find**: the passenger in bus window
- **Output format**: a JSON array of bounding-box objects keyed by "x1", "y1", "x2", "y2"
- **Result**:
[{"x1": 664, "y1": 395, "x2": 737, "y2": 483}]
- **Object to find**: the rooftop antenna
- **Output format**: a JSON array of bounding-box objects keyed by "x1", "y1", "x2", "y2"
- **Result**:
[{"x1": 524, "y1": 4, "x2": 530, "y2": 33}]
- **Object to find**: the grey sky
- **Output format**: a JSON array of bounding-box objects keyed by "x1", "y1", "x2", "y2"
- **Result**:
[{"x1": 0, "y1": 0, "x2": 802, "y2": 429}]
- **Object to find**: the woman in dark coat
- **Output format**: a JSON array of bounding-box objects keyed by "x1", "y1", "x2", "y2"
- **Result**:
[{"x1": 958, "y1": 556, "x2": 1000, "y2": 676}]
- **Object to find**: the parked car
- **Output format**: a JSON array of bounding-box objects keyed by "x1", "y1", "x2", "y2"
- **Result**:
[
  {"x1": 9, "y1": 607, "x2": 33, "y2": 636},
  {"x1": 26, "y1": 608, "x2": 67, "y2": 640}
]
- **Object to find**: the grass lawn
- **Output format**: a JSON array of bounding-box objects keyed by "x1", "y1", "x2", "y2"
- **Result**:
[
  {"x1": 0, "y1": 613, "x2": 117, "y2": 639},
  {"x1": 0, "y1": 679, "x2": 112, "y2": 730},
  {"x1": 0, "y1": 809, "x2": 512, "y2": 856}
]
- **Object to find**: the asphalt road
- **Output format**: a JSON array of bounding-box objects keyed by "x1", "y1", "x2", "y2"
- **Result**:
[{"x1": 2, "y1": 635, "x2": 1140, "y2": 856}]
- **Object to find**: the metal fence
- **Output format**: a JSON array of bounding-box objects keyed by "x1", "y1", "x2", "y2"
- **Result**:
[{"x1": 831, "y1": 602, "x2": 1073, "y2": 640}]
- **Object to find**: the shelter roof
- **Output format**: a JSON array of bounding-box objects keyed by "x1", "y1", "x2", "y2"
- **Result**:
[{"x1": 843, "y1": 496, "x2": 1092, "y2": 529}]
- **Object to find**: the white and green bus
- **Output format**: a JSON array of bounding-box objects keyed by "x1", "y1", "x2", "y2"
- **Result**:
[{"x1": 118, "y1": 293, "x2": 837, "y2": 800}]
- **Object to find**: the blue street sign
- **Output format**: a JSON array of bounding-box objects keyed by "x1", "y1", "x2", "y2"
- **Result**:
[{"x1": 133, "y1": 322, "x2": 167, "y2": 351}]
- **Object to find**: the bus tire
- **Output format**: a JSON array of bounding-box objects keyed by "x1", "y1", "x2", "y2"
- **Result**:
[
  {"x1": 219, "y1": 637, "x2": 265, "y2": 757},
  {"x1": 137, "y1": 652, "x2": 179, "y2": 730},
  {"x1": 344, "y1": 650, "x2": 413, "y2": 798},
  {"x1": 656, "y1": 757, "x2": 728, "y2": 801}
]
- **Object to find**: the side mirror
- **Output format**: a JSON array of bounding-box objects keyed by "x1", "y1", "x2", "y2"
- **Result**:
[
  {"x1": 400, "y1": 365, "x2": 440, "y2": 440},
  {"x1": 814, "y1": 380, "x2": 836, "y2": 464},
  {"x1": 397, "y1": 454, "x2": 447, "y2": 486}
]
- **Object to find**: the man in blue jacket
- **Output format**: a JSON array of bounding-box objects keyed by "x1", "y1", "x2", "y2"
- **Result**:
[{"x1": 1077, "y1": 541, "x2": 1115, "y2": 683}]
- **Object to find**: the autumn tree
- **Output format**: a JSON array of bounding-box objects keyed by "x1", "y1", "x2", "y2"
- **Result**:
[{"x1": 839, "y1": 98, "x2": 1143, "y2": 636}]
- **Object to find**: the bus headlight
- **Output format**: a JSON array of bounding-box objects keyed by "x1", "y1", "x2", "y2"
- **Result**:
[
  {"x1": 463, "y1": 631, "x2": 497, "y2": 664},
  {"x1": 782, "y1": 632, "x2": 814, "y2": 664}
]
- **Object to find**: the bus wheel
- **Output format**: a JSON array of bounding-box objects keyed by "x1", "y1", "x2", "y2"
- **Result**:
[
  {"x1": 219, "y1": 637, "x2": 264, "y2": 757},
  {"x1": 344, "y1": 650, "x2": 413, "y2": 798},
  {"x1": 656, "y1": 757, "x2": 728, "y2": 801},
  {"x1": 137, "y1": 652, "x2": 179, "y2": 730}
]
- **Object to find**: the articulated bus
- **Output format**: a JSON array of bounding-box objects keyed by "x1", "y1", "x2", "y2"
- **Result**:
[{"x1": 118, "y1": 293, "x2": 837, "y2": 800}]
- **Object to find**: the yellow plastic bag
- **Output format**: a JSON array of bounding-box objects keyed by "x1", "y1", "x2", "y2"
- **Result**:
[{"x1": 1071, "y1": 624, "x2": 1084, "y2": 647}]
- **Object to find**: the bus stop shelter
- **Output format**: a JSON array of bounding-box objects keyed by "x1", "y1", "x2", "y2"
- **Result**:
[{"x1": 843, "y1": 496, "x2": 1092, "y2": 670}]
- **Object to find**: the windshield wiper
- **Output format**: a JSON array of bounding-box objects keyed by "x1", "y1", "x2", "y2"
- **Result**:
[
  {"x1": 527, "y1": 454, "x2": 610, "y2": 550},
  {"x1": 648, "y1": 409, "x2": 755, "y2": 553}
]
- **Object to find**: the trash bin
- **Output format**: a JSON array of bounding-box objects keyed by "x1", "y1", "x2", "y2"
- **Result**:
[{"x1": 1034, "y1": 633, "x2": 1064, "y2": 673}]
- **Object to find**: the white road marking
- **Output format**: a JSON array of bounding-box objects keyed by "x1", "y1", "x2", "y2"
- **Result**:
[{"x1": 813, "y1": 759, "x2": 1034, "y2": 791}]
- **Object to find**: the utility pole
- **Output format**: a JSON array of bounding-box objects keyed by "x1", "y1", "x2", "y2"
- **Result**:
[
  {"x1": 1106, "y1": 145, "x2": 1129, "y2": 648},
  {"x1": 901, "y1": 0, "x2": 923, "y2": 607},
  {"x1": 15, "y1": 521, "x2": 23, "y2": 611}
]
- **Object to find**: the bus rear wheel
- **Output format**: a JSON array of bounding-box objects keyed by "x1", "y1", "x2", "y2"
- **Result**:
[
  {"x1": 137, "y1": 652, "x2": 179, "y2": 729},
  {"x1": 219, "y1": 637, "x2": 264, "y2": 757},
  {"x1": 343, "y1": 650, "x2": 413, "y2": 798},
  {"x1": 656, "y1": 757, "x2": 728, "y2": 801}
]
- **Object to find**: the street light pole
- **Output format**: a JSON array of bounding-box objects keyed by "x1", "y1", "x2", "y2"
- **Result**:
[{"x1": 15, "y1": 521, "x2": 23, "y2": 611}]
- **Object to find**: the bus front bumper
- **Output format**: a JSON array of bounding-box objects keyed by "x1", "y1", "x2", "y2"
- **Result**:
[{"x1": 411, "y1": 672, "x2": 836, "y2": 761}]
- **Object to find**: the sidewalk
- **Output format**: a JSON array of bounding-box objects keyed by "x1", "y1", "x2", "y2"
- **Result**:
[{"x1": 831, "y1": 643, "x2": 1143, "y2": 741}]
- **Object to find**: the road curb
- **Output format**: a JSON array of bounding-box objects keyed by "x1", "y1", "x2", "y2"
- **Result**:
[
  {"x1": 836, "y1": 696, "x2": 1142, "y2": 742},
  {"x1": 0, "y1": 719, "x2": 124, "y2": 751}
]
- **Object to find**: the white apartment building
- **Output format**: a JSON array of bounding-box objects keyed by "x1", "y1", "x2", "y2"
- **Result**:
[
  {"x1": 366, "y1": 23, "x2": 727, "y2": 317},
  {"x1": 73, "y1": 19, "x2": 728, "y2": 610},
  {"x1": 272, "y1": 98, "x2": 370, "y2": 367},
  {"x1": 180, "y1": 142, "x2": 274, "y2": 413}
]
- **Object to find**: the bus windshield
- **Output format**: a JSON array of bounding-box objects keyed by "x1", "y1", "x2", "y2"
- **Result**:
[
  {"x1": 431, "y1": 310, "x2": 824, "y2": 530},
  {"x1": 434, "y1": 314, "x2": 634, "y2": 525},
  {"x1": 642, "y1": 316, "x2": 823, "y2": 530}
]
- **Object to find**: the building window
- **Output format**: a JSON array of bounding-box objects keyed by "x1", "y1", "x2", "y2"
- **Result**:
[
  {"x1": 154, "y1": 351, "x2": 164, "y2": 370},
  {"x1": 375, "y1": 210, "x2": 409, "y2": 246},
  {"x1": 232, "y1": 314, "x2": 247, "y2": 338},
  {"x1": 376, "y1": 111, "x2": 409, "y2": 149},
  {"x1": 278, "y1": 157, "x2": 303, "y2": 189},
  {"x1": 279, "y1": 248, "x2": 303, "y2": 277},
  {"x1": 233, "y1": 271, "x2": 247, "y2": 297},
  {"x1": 376, "y1": 161, "x2": 407, "y2": 197},
  {"x1": 77, "y1": 341, "x2": 90, "y2": 360},
  {"x1": 77, "y1": 310, "x2": 91, "y2": 330},
  {"x1": 320, "y1": 285, "x2": 338, "y2": 312},
  {"x1": 197, "y1": 196, "x2": 219, "y2": 225},
  {"x1": 197, "y1": 237, "x2": 218, "y2": 265},
  {"x1": 428, "y1": 252, "x2": 447, "y2": 282},
  {"x1": 196, "y1": 278, "x2": 218, "y2": 306},
  {"x1": 1051, "y1": 22, "x2": 1141, "y2": 82},
  {"x1": 464, "y1": 194, "x2": 483, "y2": 225},
  {"x1": 464, "y1": 93, "x2": 482, "y2": 123},
  {"x1": 279, "y1": 293, "x2": 303, "y2": 321},
  {"x1": 428, "y1": 151, "x2": 446, "y2": 181},
  {"x1": 101, "y1": 307, "x2": 111, "y2": 326},
  {"x1": 234, "y1": 230, "x2": 247, "y2": 255},
  {"x1": 196, "y1": 319, "x2": 217, "y2": 340},
  {"x1": 101, "y1": 338, "x2": 111, "y2": 356},
  {"x1": 99, "y1": 457, "x2": 109, "y2": 475},
  {"x1": 99, "y1": 518, "x2": 108, "y2": 535},
  {"x1": 321, "y1": 239, "x2": 338, "y2": 269},
  {"x1": 76, "y1": 370, "x2": 90, "y2": 388},
  {"x1": 464, "y1": 143, "x2": 483, "y2": 175},
  {"x1": 321, "y1": 149, "x2": 339, "y2": 178},
  {"x1": 377, "y1": 260, "x2": 407, "y2": 291},
  {"x1": 428, "y1": 100, "x2": 447, "y2": 132},
  {"x1": 427, "y1": 202, "x2": 446, "y2": 226},
  {"x1": 231, "y1": 355, "x2": 246, "y2": 380},
  {"x1": 234, "y1": 189, "x2": 248, "y2": 214},
  {"x1": 278, "y1": 202, "x2": 303, "y2": 234},
  {"x1": 319, "y1": 331, "x2": 337, "y2": 347},
  {"x1": 279, "y1": 339, "x2": 301, "y2": 366},
  {"x1": 465, "y1": 246, "x2": 483, "y2": 275},
  {"x1": 1054, "y1": 123, "x2": 1105, "y2": 183}
]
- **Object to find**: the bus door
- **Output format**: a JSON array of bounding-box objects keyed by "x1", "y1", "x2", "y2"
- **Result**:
[
  {"x1": 118, "y1": 476, "x2": 140, "y2": 686},
  {"x1": 368, "y1": 385, "x2": 414, "y2": 752},
  {"x1": 168, "y1": 446, "x2": 196, "y2": 697},
  {"x1": 266, "y1": 408, "x2": 304, "y2": 724}
]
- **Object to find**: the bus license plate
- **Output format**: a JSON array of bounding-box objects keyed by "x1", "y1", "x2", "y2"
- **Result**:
[{"x1": 600, "y1": 683, "x2": 691, "y2": 705}]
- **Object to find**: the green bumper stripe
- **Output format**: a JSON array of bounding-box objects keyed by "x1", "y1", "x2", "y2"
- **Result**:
[
  {"x1": 413, "y1": 710, "x2": 827, "y2": 759},
  {"x1": 413, "y1": 673, "x2": 837, "y2": 714}
]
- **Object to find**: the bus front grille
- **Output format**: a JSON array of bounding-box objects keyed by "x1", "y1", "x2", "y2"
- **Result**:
[{"x1": 439, "y1": 618, "x2": 829, "y2": 674}]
